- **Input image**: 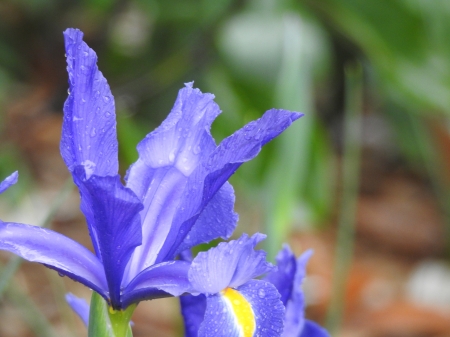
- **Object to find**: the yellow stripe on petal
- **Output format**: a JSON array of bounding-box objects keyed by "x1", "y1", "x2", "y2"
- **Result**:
[{"x1": 222, "y1": 287, "x2": 255, "y2": 337}]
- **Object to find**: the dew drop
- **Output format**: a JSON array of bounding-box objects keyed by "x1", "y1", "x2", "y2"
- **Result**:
[
  {"x1": 258, "y1": 288, "x2": 266, "y2": 298},
  {"x1": 193, "y1": 145, "x2": 201, "y2": 154},
  {"x1": 90, "y1": 128, "x2": 97, "y2": 137}
]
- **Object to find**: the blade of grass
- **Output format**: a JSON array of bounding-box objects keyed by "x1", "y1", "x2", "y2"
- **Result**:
[
  {"x1": 264, "y1": 15, "x2": 314, "y2": 259},
  {"x1": 325, "y1": 63, "x2": 363, "y2": 334},
  {"x1": 0, "y1": 177, "x2": 74, "y2": 298}
]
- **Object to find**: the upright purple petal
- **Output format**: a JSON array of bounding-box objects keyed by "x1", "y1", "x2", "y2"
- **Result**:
[
  {"x1": 264, "y1": 245, "x2": 297, "y2": 305},
  {"x1": 158, "y1": 109, "x2": 303, "y2": 261},
  {"x1": 175, "y1": 182, "x2": 238, "y2": 254},
  {"x1": 180, "y1": 294, "x2": 206, "y2": 337},
  {"x1": 61, "y1": 28, "x2": 118, "y2": 178},
  {"x1": 66, "y1": 293, "x2": 90, "y2": 327},
  {"x1": 124, "y1": 83, "x2": 221, "y2": 278},
  {"x1": 188, "y1": 234, "x2": 273, "y2": 295},
  {"x1": 0, "y1": 171, "x2": 18, "y2": 194},
  {"x1": 283, "y1": 250, "x2": 313, "y2": 337},
  {"x1": 121, "y1": 260, "x2": 191, "y2": 308},
  {"x1": 0, "y1": 221, "x2": 108, "y2": 298},
  {"x1": 73, "y1": 167, "x2": 143, "y2": 308}
]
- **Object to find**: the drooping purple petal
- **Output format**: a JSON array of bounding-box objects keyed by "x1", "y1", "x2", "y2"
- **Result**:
[
  {"x1": 61, "y1": 28, "x2": 118, "y2": 178},
  {"x1": 121, "y1": 260, "x2": 191, "y2": 308},
  {"x1": 73, "y1": 167, "x2": 143, "y2": 308},
  {"x1": 300, "y1": 320, "x2": 331, "y2": 337},
  {"x1": 264, "y1": 244, "x2": 297, "y2": 305},
  {"x1": 283, "y1": 250, "x2": 313, "y2": 337},
  {"x1": 66, "y1": 293, "x2": 89, "y2": 327},
  {"x1": 158, "y1": 109, "x2": 303, "y2": 261},
  {"x1": 0, "y1": 171, "x2": 18, "y2": 194},
  {"x1": 124, "y1": 83, "x2": 221, "y2": 278},
  {"x1": 188, "y1": 233, "x2": 274, "y2": 295},
  {"x1": 175, "y1": 182, "x2": 238, "y2": 255},
  {"x1": 197, "y1": 280, "x2": 284, "y2": 337},
  {"x1": 180, "y1": 294, "x2": 206, "y2": 337},
  {"x1": 0, "y1": 221, "x2": 108, "y2": 298}
]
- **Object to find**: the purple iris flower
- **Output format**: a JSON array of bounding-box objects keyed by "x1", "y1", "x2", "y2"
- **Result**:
[
  {"x1": 180, "y1": 245, "x2": 329, "y2": 337},
  {"x1": 0, "y1": 28, "x2": 302, "y2": 310},
  {"x1": 183, "y1": 233, "x2": 285, "y2": 337}
]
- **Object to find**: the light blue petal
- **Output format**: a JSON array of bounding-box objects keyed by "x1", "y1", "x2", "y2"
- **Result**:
[
  {"x1": 66, "y1": 293, "x2": 89, "y2": 327},
  {"x1": 158, "y1": 109, "x2": 303, "y2": 261},
  {"x1": 124, "y1": 83, "x2": 221, "y2": 278},
  {"x1": 189, "y1": 233, "x2": 273, "y2": 295},
  {"x1": 198, "y1": 280, "x2": 284, "y2": 337},
  {"x1": 61, "y1": 28, "x2": 118, "y2": 178},
  {"x1": 0, "y1": 171, "x2": 18, "y2": 194}
]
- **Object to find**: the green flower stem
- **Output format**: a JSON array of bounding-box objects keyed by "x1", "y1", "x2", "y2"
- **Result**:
[
  {"x1": 88, "y1": 292, "x2": 135, "y2": 337},
  {"x1": 325, "y1": 63, "x2": 363, "y2": 334}
]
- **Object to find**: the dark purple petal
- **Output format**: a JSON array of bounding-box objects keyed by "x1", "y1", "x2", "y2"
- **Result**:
[
  {"x1": 180, "y1": 294, "x2": 206, "y2": 337},
  {"x1": 197, "y1": 280, "x2": 284, "y2": 337},
  {"x1": 61, "y1": 28, "x2": 118, "y2": 178},
  {"x1": 0, "y1": 221, "x2": 108, "y2": 298},
  {"x1": 175, "y1": 182, "x2": 238, "y2": 255},
  {"x1": 299, "y1": 320, "x2": 330, "y2": 337},
  {"x1": 0, "y1": 171, "x2": 18, "y2": 194},
  {"x1": 188, "y1": 234, "x2": 273, "y2": 294},
  {"x1": 66, "y1": 293, "x2": 89, "y2": 327},
  {"x1": 73, "y1": 167, "x2": 143, "y2": 308},
  {"x1": 283, "y1": 250, "x2": 313, "y2": 337},
  {"x1": 122, "y1": 260, "x2": 191, "y2": 308},
  {"x1": 124, "y1": 83, "x2": 220, "y2": 277},
  {"x1": 264, "y1": 244, "x2": 297, "y2": 306},
  {"x1": 158, "y1": 109, "x2": 303, "y2": 261}
]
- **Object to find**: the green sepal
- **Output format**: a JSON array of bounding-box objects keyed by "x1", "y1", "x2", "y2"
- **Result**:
[{"x1": 88, "y1": 292, "x2": 135, "y2": 337}]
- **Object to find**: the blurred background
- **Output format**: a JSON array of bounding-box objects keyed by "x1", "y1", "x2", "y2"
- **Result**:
[{"x1": 1, "y1": 0, "x2": 450, "y2": 336}]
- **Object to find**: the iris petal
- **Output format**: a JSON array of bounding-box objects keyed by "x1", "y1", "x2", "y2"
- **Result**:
[
  {"x1": 189, "y1": 234, "x2": 273, "y2": 295},
  {"x1": 0, "y1": 171, "x2": 18, "y2": 194},
  {"x1": 264, "y1": 245, "x2": 297, "y2": 306},
  {"x1": 180, "y1": 294, "x2": 207, "y2": 337},
  {"x1": 73, "y1": 167, "x2": 143, "y2": 308},
  {"x1": 283, "y1": 250, "x2": 313, "y2": 336},
  {"x1": 61, "y1": 28, "x2": 118, "y2": 178},
  {"x1": 0, "y1": 221, "x2": 108, "y2": 298},
  {"x1": 122, "y1": 260, "x2": 191, "y2": 308},
  {"x1": 198, "y1": 280, "x2": 284, "y2": 337},
  {"x1": 124, "y1": 83, "x2": 221, "y2": 276},
  {"x1": 66, "y1": 293, "x2": 90, "y2": 326},
  {"x1": 159, "y1": 109, "x2": 303, "y2": 261},
  {"x1": 175, "y1": 181, "x2": 238, "y2": 255}
]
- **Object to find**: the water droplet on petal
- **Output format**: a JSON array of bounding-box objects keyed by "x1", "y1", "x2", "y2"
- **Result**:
[{"x1": 258, "y1": 288, "x2": 266, "y2": 298}]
